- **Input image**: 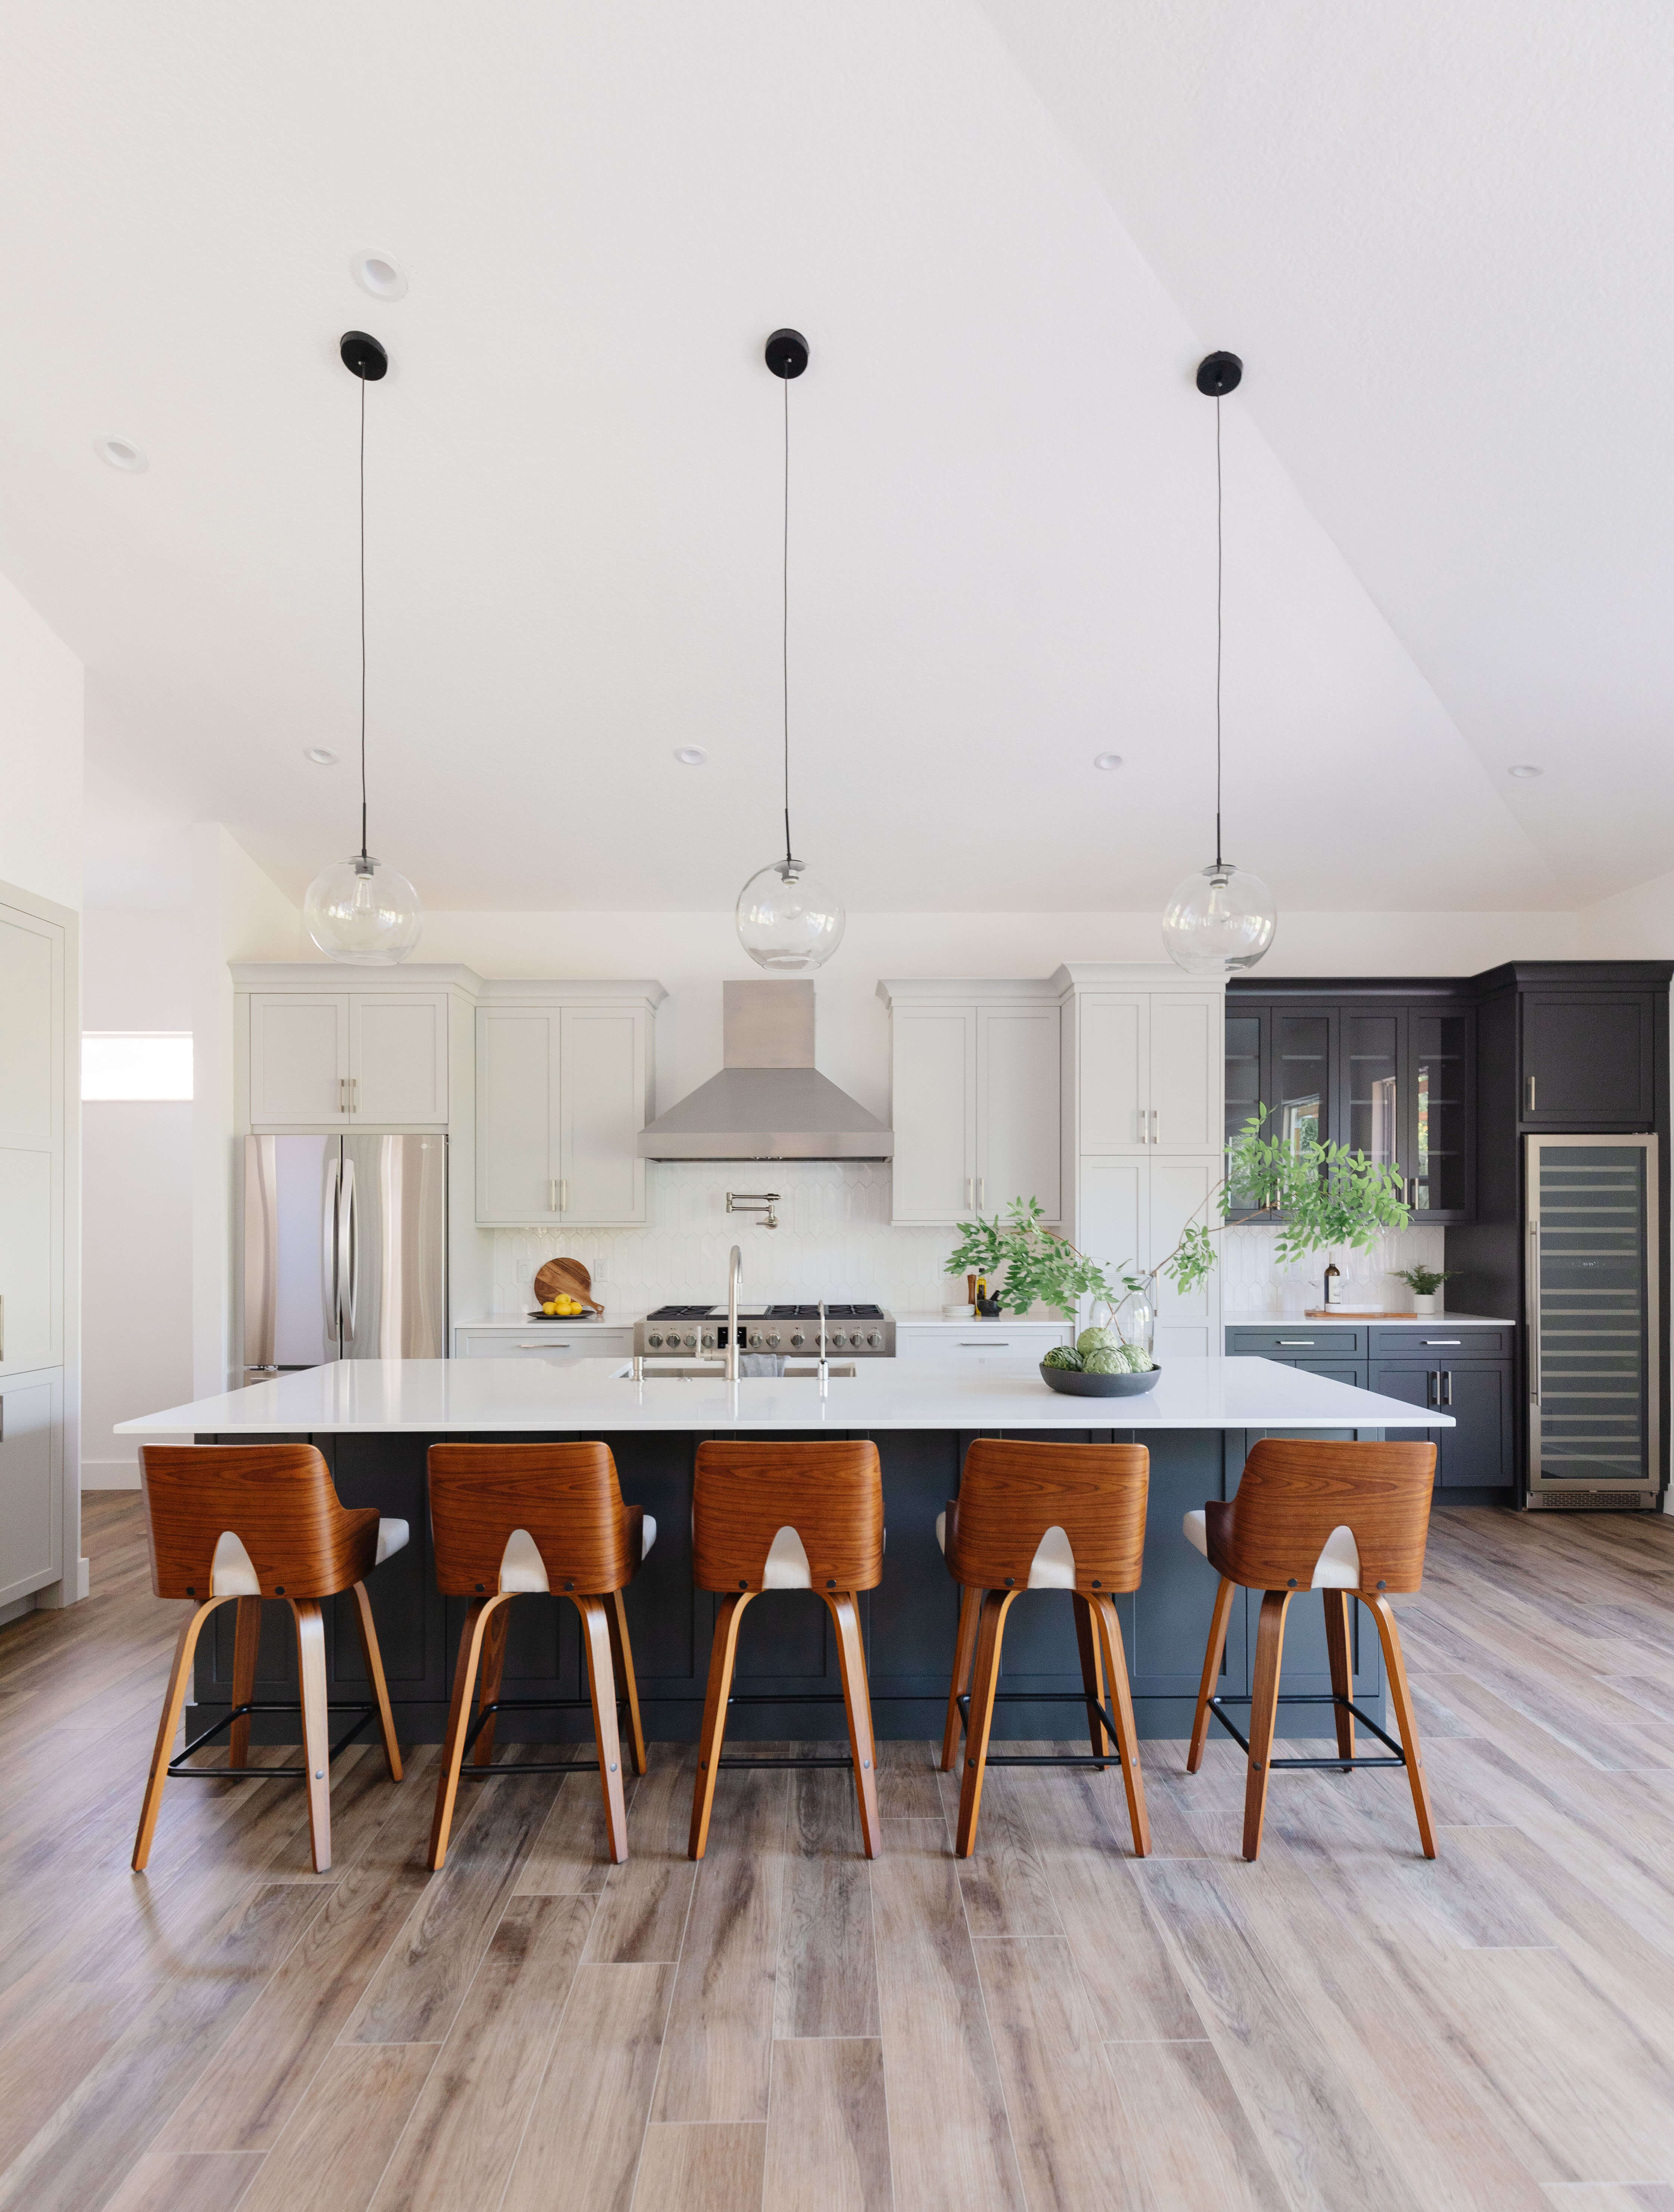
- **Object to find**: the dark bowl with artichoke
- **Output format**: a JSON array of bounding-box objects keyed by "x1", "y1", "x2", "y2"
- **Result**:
[{"x1": 1040, "y1": 1339, "x2": 1162, "y2": 1398}]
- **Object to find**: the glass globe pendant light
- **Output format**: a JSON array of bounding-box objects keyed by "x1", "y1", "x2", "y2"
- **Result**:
[
  {"x1": 1161, "y1": 351, "x2": 1276, "y2": 977},
  {"x1": 736, "y1": 328, "x2": 845, "y2": 972},
  {"x1": 304, "y1": 331, "x2": 423, "y2": 965}
]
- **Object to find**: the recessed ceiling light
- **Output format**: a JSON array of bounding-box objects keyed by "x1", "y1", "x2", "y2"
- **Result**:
[
  {"x1": 304, "y1": 747, "x2": 338, "y2": 766},
  {"x1": 1507, "y1": 764, "x2": 1542, "y2": 778},
  {"x1": 350, "y1": 249, "x2": 407, "y2": 302},
  {"x1": 94, "y1": 435, "x2": 147, "y2": 472},
  {"x1": 1093, "y1": 752, "x2": 1123, "y2": 771},
  {"x1": 673, "y1": 747, "x2": 708, "y2": 767}
]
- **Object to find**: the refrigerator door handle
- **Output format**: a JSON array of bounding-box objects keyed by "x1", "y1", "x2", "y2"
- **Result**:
[
  {"x1": 340, "y1": 1156, "x2": 359, "y2": 1345},
  {"x1": 1528, "y1": 1221, "x2": 1541, "y2": 1405},
  {"x1": 322, "y1": 1151, "x2": 342, "y2": 1345}
]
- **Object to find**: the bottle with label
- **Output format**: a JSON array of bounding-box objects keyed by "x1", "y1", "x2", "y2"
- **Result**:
[{"x1": 1322, "y1": 1262, "x2": 1342, "y2": 1307}]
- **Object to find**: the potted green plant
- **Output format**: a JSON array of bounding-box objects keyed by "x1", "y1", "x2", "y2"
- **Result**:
[{"x1": 1390, "y1": 1264, "x2": 1456, "y2": 1317}]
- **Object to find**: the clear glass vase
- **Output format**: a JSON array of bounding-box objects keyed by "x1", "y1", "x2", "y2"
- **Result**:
[{"x1": 1115, "y1": 1292, "x2": 1154, "y2": 1363}]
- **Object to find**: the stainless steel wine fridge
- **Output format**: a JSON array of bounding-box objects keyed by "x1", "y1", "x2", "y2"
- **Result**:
[{"x1": 1526, "y1": 1133, "x2": 1661, "y2": 1508}]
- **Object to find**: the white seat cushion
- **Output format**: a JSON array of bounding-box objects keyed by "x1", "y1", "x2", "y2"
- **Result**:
[
  {"x1": 1181, "y1": 1507, "x2": 1360, "y2": 1589},
  {"x1": 640, "y1": 1512, "x2": 657, "y2": 1561},
  {"x1": 763, "y1": 1525, "x2": 812, "y2": 1589},
  {"x1": 936, "y1": 1510, "x2": 946, "y2": 1554},
  {"x1": 209, "y1": 1530, "x2": 260, "y2": 1598},
  {"x1": 498, "y1": 1527, "x2": 549, "y2": 1594},
  {"x1": 1026, "y1": 1524, "x2": 1076, "y2": 1590},
  {"x1": 375, "y1": 1517, "x2": 409, "y2": 1565}
]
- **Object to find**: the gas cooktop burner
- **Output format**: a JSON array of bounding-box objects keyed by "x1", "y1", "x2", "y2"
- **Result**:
[
  {"x1": 645, "y1": 1305, "x2": 716, "y2": 1320},
  {"x1": 764, "y1": 1304, "x2": 884, "y2": 1320},
  {"x1": 636, "y1": 1301, "x2": 895, "y2": 1357}
]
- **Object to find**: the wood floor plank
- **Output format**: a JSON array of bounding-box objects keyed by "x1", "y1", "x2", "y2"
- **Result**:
[
  {"x1": 874, "y1": 1739, "x2": 944, "y2": 1820},
  {"x1": 1100, "y1": 2039, "x2": 1290, "y2": 2211},
  {"x1": 0, "y1": 1978, "x2": 153, "y2": 2172},
  {"x1": 500, "y1": 1962, "x2": 674, "y2": 2212},
  {"x1": 231, "y1": 2042, "x2": 436, "y2": 2212},
  {"x1": 1539, "y1": 2187, "x2": 1674, "y2": 2209},
  {"x1": 100, "y1": 2152, "x2": 264, "y2": 2212},
  {"x1": 349, "y1": 1768, "x2": 558, "y2": 2046},
  {"x1": 938, "y1": 1766, "x2": 1063, "y2": 1939},
  {"x1": 870, "y1": 1825, "x2": 1025, "y2": 2212},
  {"x1": 367, "y1": 1895, "x2": 594, "y2": 2212},
  {"x1": 582, "y1": 1746, "x2": 699, "y2": 1963},
  {"x1": 651, "y1": 1767, "x2": 787, "y2": 2125},
  {"x1": 972, "y1": 1933, "x2": 1133, "y2": 2212},
  {"x1": 511, "y1": 1750, "x2": 614, "y2": 1897},
  {"x1": 631, "y1": 2122, "x2": 766, "y2": 2210},
  {"x1": 775, "y1": 1760, "x2": 879, "y2": 2039},
  {"x1": 763, "y1": 2037, "x2": 892, "y2": 2212}
]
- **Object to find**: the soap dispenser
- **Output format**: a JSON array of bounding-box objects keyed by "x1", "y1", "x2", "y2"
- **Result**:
[{"x1": 1322, "y1": 1262, "x2": 1342, "y2": 1308}]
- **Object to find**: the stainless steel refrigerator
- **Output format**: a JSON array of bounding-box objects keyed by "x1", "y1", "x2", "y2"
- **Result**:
[
  {"x1": 1526, "y1": 1133, "x2": 1660, "y2": 1507},
  {"x1": 242, "y1": 1133, "x2": 447, "y2": 1383}
]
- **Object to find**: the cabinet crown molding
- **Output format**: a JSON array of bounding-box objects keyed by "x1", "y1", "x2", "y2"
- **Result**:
[
  {"x1": 1051, "y1": 962, "x2": 1227, "y2": 994},
  {"x1": 231, "y1": 962, "x2": 667, "y2": 1008},
  {"x1": 876, "y1": 975, "x2": 1063, "y2": 1008}
]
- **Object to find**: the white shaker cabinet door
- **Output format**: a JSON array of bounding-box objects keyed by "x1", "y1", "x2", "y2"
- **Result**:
[
  {"x1": 1077, "y1": 1157, "x2": 1146, "y2": 1291},
  {"x1": 890, "y1": 1006, "x2": 977, "y2": 1224},
  {"x1": 0, "y1": 906, "x2": 61, "y2": 1377},
  {"x1": 1078, "y1": 995, "x2": 1149, "y2": 1154},
  {"x1": 0, "y1": 1150, "x2": 54, "y2": 1372},
  {"x1": 0, "y1": 1372, "x2": 60, "y2": 1605},
  {"x1": 250, "y1": 995, "x2": 349, "y2": 1126},
  {"x1": 349, "y1": 994, "x2": 449, "y2": 1124},
  {"x1": 475, "y1": 1009, "x2": 560, "y2": 1224},
  {"x1": 0, "y1": 910, "x2": 55, "y2": 1149},
  {"x1": 977, "y1": 1005, "x2": 1060, "y2": 1222},
  {"x1": 557, "y1": 1005, "x2": 647, "y2": 1225},
  {"x1": 1149, "y1": 994, "x2": 1219, "y2": 1154},
  {"x1": 1148, "y1": 1156, "x2": 1221, "y2": 1363}
]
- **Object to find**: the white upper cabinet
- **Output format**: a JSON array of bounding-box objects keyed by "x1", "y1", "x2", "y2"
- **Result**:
[
  {"x1": 1078, "y1": 987, "x2": 1218, "y2": 1155},
  {"x1": 475, "y1": 995, "x2": 654, "y2": 1227},
  {"x1": 977, "y1": 1005, "x2": 1060, "y2": 1221},
  {"x1": 0, "y1": 903, "x2": 64, "y2": 1378},
  {"x1": 888, "y1": 1006, "x2": 976, "y2": 1224},
  {"x1": 882, "y1": 987, "x2": 1060, "y2": 1225},
  {"x1": 249, "y1": 990, "x2": 448, "y2": 1126}
]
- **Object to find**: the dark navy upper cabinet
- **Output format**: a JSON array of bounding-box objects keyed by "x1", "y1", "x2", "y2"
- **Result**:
[{"x1": 1520, "y1": 991, "x2": 1655, "y2": 1125}]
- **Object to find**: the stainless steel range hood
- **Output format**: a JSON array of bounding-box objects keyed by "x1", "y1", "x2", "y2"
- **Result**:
[{"x1": 637, "y1": 981, "x2": 893, "y2": 1161}]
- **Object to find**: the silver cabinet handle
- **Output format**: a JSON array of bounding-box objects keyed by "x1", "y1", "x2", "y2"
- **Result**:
[
  {"x1": 350, "y1": 1076, "x2": 359, "y2": 1114},
  {"x1": 338, "y1": 1076, "x2": 347, "y2": 1114},
  {"x1": 1152, "y1": 1109, "x2": 1159, "y2": 1144},
  {"x1": 1139, "y1": 1108, "x2": 1148, "y2": 1145},
  {"x1": 1442, "y1": 1369, "x2": 1453, "y2": 1407},
  {"x1": 1421, "y1": 1339, "x2": 1461, "y2": 1346},
  {"x1": 518, "y1": 1342, "x2": 571, "y2": 1349},
  {"x1": 560, "y1": 1178, "x2": 569, "y2": 1212},
  {"x1": 1527, "y1": 1075, "x2": 1536, "y2": 1113},
  {"x1": 976, "y1": 1176, "x2": 984, "y2": 1209},
  {"x1": 1425, "y1": 1370, "x2": 1436, "y2": 1408},
  {"x1": 961, "y1": 1341, "x2": 1010, "y2": 1348},
  {"x1": 549, "y1": 1177, "x2": 559, "y2": 1213},
  {"x1": 1277, "y1": 1338, "x2": 1315, "y2": 1346},
  {"x1": 965, "y1": 1176, "x2": 973, "y2": 1209}
]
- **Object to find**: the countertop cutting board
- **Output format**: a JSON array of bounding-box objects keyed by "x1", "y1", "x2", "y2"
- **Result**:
[{"x1": 533, "y1": 1257, "x2": 604, "y2": 1313}]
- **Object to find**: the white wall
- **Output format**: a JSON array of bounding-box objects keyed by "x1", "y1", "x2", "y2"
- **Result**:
[
  {"x1": 80, "y1": 907, "x2": 194, "y2": 1484},
  {"x1": 0, "y1": 571, "x2": 82, "y2": 913}
]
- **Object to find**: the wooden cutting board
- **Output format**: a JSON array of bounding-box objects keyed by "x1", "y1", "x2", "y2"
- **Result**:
[{"x1": 534, "y1": 1257, "x2": 603, "y2": 1313}]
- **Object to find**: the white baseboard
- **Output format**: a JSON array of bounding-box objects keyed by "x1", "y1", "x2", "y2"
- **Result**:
[{"x1": 81, "y1": 1459, "x2": 141, "y2": 1492}]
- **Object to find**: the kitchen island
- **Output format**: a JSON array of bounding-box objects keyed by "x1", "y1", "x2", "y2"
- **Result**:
[{"x1": 119, "y1": 1357, "x2": 1452, "y2": 1743}]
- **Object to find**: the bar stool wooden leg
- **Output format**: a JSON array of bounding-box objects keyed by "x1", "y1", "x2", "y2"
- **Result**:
[
  {"x1": 941, "y1": 1586, "x2": 981, "y2": 1772},
  {"x1": 576, "y1": 1596, "x2": 629, "y2": 1865},
  {"x1": 133, "y1": 1599, "x2": 219, "y2": 1871},
  {"x1": 689, "y1": 1592, "x2": 752, "y2": 1861},
  {"x1": 349, "y1": 1581, "x2": 403, "y2": 1781},
  {"x1": 1242, "y1": 1590, "x2": 1291, "y2": 1862},
  {"x1": 1091, "y1": 1594, "x2": 1150, "y2": 1857},
  {"x1": 608, "y1": 1589, "x2": 648, "y2": 1778},
  {"x1": 1364, "y1": 1593, "x2": 1437, "y2": 1860},
  {"x1": 1188, "y1": 1575, "x2": 1237, "y2": 1774},
  {"x1": 955, "y1": 1589, "x2": 1016, "y2": 1858},
  {"x1": 291, "y1": 1600, "x2": 333, "y2": 1874},
  {"x1": 825, "y1": 1592, "x2": 881, "y2": 1859},
  {"x1": 1323, "y1": 1589, "x2": 1355, "y2": 1765},
  {"x1": 228, "y1": 1596, "x2": 262, "y2": 1770},
  {"x1": 472, "y1": 1601, "x2": 511, "y2": 1767},
  {"x1": 430, "y1": 1595, "x2": 503, "y2": 1872},
  {"x1": 1073, "y1": 1594, "x2": 1109, "y2": 1768}
]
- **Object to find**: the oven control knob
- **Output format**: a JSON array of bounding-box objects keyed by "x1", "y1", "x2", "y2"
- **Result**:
[
  {"x1": 831, "y1": 1330, "x2": 848, "y2": 1348},
  {"x1": 647, "y1": 1331, "x2": 664, "y2": 1348},
  {"x1": 682, "y1": 1331, "x2": 698, "y2": 1349},
  {"x1": 748, "y1": 1329, "x2": 765, "y2": 1349},
  {"x1": 789, "y1": 1330, "x2": 806, "y2": 1348},
  {"x1": 766, "y1": 1330, "x2": 781, "y2": 1348},
  {"x1": 868, "y1": 1330, "x2": 884, "y2": 1348},
  {"x1": 702, "y1": 1331, "x2": 716, "y2": 1351}
]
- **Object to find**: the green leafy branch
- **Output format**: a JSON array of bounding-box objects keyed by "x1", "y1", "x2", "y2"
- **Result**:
[{"x1": 945, "y1": 1197, "x2": 1148, "y2": 1327}]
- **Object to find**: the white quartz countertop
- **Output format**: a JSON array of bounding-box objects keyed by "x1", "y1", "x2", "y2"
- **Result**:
[
  {"x1": 456, "y1": 1316, "x2": 630, "y2": 1330},
  {"x1": 1223, "y1": 1312, "x2": 1514, "y2": 1330},
  {"x1": 117, "y1": 1356, "x2": 1454, "y2": 1436}
]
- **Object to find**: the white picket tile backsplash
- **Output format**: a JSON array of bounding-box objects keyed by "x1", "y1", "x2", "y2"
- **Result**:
[
  {"x1": 1219, "y1": 1221, "x2": 1448, "y2": 1316},
  {"x1": 489, "y1": 1162, "x2": 960, "y2": 1318}
]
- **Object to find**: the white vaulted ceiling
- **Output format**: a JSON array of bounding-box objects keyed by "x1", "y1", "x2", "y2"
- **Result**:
[{"x1": 0, "y1": 4, "x2": 1656, "y2": 914}]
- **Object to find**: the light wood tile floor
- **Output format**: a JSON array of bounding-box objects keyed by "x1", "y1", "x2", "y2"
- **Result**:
[{"x1": 8, "y1": 1496, "x2": 1674, "y2": 2209}]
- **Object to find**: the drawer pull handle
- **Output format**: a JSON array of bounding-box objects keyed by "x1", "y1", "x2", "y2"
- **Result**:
[
  {"x1": 1277, "y1": 1339, "x2": 1315, "y2": 1346},
  {"x1": 1421, "y1": 1339, "x2": 1461, "y2": 1346}
]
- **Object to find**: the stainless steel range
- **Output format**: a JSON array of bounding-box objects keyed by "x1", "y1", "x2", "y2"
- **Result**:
[{"x1": 634, "y1": 1303, "x2": 895, "y2": 1357}]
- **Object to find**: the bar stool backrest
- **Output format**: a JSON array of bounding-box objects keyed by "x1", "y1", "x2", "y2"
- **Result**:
[
  {"x1": 945, "y1": 1438, "x2": 1149, "y2": 1594},
  {"x1": 427, "y1": 1441, "x2": 640, "y2": 1596},
  {"x1": 1205, "y1": 1437, "x2": 1437, "y2": 1594},
  {"x1": 693, "y1": 1440, "x2": 884, "y2": 1592},
  {"x1": 139, "y1": 1442, "x2": 377, "y2": 1601}
]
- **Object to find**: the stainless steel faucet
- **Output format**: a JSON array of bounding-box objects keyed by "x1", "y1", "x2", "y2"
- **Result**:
[{"x1": 726, "y1": 1243, "x2": 743, "y2": 1382}]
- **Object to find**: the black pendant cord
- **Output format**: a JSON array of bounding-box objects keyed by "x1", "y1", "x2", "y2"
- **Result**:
[
  {"x1": 360, "y1": 367, "x2": 371, "y2": 858},
  {"x1": 781, "y1": 368, "x2": 793, "y2": 873},
  {"x1": 1213, "y1": 391, "x2": 1223, "y2": 873}
]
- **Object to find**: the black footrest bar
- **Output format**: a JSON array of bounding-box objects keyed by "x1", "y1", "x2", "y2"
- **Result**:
[
  {"x1": 954, "y1": 1686, "x2": 1125, "y2": 1768},
  {"x1": 170, "y1": 1699, "x2": 375, "y2": 1780},
  {"x1": 1205, "y1": 1691, "x2": 1407, "y2": 1770}
]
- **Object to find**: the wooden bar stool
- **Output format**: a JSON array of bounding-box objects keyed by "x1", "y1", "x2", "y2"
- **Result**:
[
  {"x1": 1183, "y1": 1436, "x2": 1439, "y2": 1860},
  {"x1": 133, "y1": 1443, "x2": 407, "y2": 1875},
  {"x1": 427, "y1": 1442, "x2": 654, "y2": 1870},
  {"x1": 938, "y1": 1438, "x2": 1151, "y2": 1860},
  {"x1": 688, "y1": 1439, "x2": 884, "y2": 1861}
]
